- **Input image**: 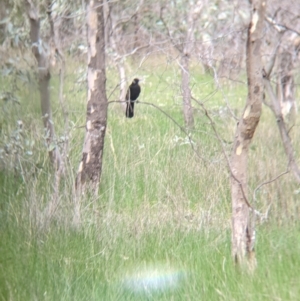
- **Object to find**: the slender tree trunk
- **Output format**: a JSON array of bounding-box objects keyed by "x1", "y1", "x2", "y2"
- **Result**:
[
  {"x1": 180, "y1": 54, "x2": 194, "y2": 128},
  {"x1": 47, "y1": 0, "x2": 69, "y2": 155},
  {"x1": 179, "y1": 1, "x2": 202, "y2": 129},
  {"x1": 104, "y1": 0, "x2": 127, "y2": 110},
  {"x1": 263, "y1": 18, "x2": 300, "y2": 184},
  {"x1": 118, "y1": 59, "x2": 127, "y2": 109},
  {"x1": 230, "y1": 0, "x2": 265, "y2": 268},
  {"x1": 76, "y1": 0, "x2": 108, "y2": 196},
  {"x1": 264, "y1": 79, "x2": 300, "y2": 183},
  {"x1": 25, "y1": 0, "x2": 62, "y2": 170},
  {"x1": 277, "y1": 51, "x2": 296, "y2": 119}
]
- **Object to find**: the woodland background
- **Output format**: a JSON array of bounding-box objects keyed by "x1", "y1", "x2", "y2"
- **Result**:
[{"x1": 0, "y1": 0, "x2": 300, "y2": 300}]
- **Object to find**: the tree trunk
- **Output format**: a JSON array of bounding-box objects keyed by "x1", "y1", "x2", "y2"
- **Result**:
[
  {"x1": 264, "y1": 79, "x2": 300, "y2": 183},
  {"x1": 104, "y1": 0, "x2": 127, "y2": 111},
  {"x1": 262, "y1": 18, "x2": 300, "y2": 184},
  {"x1": 179, "y1": 1, "x2": 202, "y2": 129},
  {"x1": 180, "y1": 54, "x2": 194, "y2": 128},
  {"x1": 76, "y1": 0, "x2": 108, "y2": 196},
  {"x1": 277, "y1": 51, "x2": 296, "y2": 120},
  {"x1": 118, "y1": 60, "x2": 127, "y2": 109},
  {"x1": 25, "y1": 0, "x2": 62, "y2": 170},
  {"x1": 230, "y1": 0, "x2": 265, "y2": 267}
]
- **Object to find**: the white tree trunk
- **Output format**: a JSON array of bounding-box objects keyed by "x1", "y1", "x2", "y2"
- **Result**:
[
  {"x1": 76, "y1": 0, "x2": 108, "y2": 196},
  {"x1": 180, "y1": 54, "x2": 194, "y2": 128},
  {"x1": 117, "y1": 60, "x2": 127, "y2": 110},
  {"x1": 230, "y1": 0, "x2": 265, "y2": 268}
]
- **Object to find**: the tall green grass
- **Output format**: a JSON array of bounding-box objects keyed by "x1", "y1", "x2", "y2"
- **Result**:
[{"x1": 0, "y1": 55, "x2": 300, "y2": 300}]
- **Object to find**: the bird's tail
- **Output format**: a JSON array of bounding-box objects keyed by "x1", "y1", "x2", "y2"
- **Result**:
[{"x1": 126, "y1": 102, "x2": 134, "y2": 118}]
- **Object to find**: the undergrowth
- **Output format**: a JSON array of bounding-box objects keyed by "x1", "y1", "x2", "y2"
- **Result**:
[{"x1": 0, "y1": 55, "x2": 300, "y2": 300}]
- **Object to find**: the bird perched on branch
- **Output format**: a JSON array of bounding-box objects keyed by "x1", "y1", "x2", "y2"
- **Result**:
[{"x1": 125, "y1": 78, "x2": 141, "y2": 118}]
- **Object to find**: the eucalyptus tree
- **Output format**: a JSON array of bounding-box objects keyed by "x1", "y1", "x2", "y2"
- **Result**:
[
  {"x1": 25, "y1": 0, "x2": 63, "y2": 170},
  {"x1": 264, "y1": 1, "x2": 300, "y2": 121},
  {"x1": 159, "y1": 0, "x2": 203, "y2": 129},
  {"x1": 262, "y1": 0, "x2": 300, "y2": 184},
  {"x1": 230, "y1": 0, "x2": 265, "y2": 268},
  {"x1": 76, "y1": 0, "x2": 108, "y2": 196}
]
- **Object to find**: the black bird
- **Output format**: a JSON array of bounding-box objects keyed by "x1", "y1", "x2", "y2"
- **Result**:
[{"x1": 125, "y1": 78, "x2": 141, "y2": 118}]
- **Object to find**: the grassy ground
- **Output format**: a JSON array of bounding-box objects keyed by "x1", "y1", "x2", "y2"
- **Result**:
[{"x1": 0, "y1": 54, "x2": 300, "y2": 300}]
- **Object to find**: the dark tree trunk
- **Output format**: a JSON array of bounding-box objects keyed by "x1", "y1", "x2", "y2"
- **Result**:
[{"x1": 25, "y1": 0, "x2": 62, "y2": 170}]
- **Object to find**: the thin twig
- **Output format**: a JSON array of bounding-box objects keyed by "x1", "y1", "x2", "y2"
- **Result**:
[
  {"x1": 108, "y1": 100, "x2": 207, "y2": 161},
  {"x1": 264, "y1": 79, "x2": 300, "y2": 183},
  {"x1": 159, "y1": 6, "x2": 182, "y2": 52},
  {"x1": 253, "y1": 168, "x2": 289, "y2": 202},
  {"x1": 111, "y1": 96, "x2": 252, "y2": 208},
  {"x1": 211, "y1": 65, "x2": 239, "y2": 121},
  {"x1": 113, "y1": 43, "x2": 151, "y2": 60},
  {"x1": 191, "y1": 96, "x2": 252, "y2": 209},
  {"x1": 109, "y1": 97, "x2": 291, "y2": 213},
  {"x1": 265, "y1": 15, "x2": 300, "y2": 36},
  {"x1": 263, "y1": 31, "x2": 283, "y2": 78}
]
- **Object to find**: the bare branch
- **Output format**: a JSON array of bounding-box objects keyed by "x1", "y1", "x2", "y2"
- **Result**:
[
  {"x1": 263, "y1": 35, "x2": 283, "y2": 78},
  {"x1": 191, "y1": 96, "x2": 253, "y2": 209},
  {"x1": 110, "y1": 0, "x2": 144, "y2": 34},
  {"x1": 113, "y1": 42, "x2": 151, "y2": 60},
  {"x1": 253, "y1": 168, "x2": 289, "y2": 201},
  {"x1": 108, "y1": 100, "x2": 206, "y2": 162},
  {"x1": 211, "y1": 65, "x2": 239, "y2": 121},
  {"x1": 159, "y1": 6, "x2": 181, "y2": 52},
  {"x1": 265, "y1": 14, "x2": 300, "y2": 36},
  {"x1": 264, "y1": 79, "x2": 300, "y2": 183}
]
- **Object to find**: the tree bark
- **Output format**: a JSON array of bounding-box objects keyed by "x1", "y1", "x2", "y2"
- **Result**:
[
  {"x1": 262, "y1": 17, "x2": 300, "y2": 184},
  {"x1": 25, "y1": 0, "x2": 62, "y2": 170},
  {"x1": 264, "y1": 79, "x2": 300, "y2": 183},
  {"x1": 179, "y1": 1, "x2": 202, "y2": 129},
  {"x1": 180, "y1": 54, "x2": 194, "y2": 128},
  {"x1": 230, "y1": 0, "x2": 265, "y2": 267},
  {"x1": 117, "y1": 60, "x2": 127, "y2": 109},
  {"x1": 277, "y1": 51, "x2": 296, "y2": 119},
  {"x1": 104, "y1": 0, "x2": 127, "y2": 111},
  {"x1": 160, "y1": 1, "x2": 202, "y2": 129},
  {"x1": 76, "y1": 0, "x2": 108, "y2": 196}
]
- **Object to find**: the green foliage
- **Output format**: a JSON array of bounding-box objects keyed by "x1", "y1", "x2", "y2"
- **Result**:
[
  {"x1": 1, "y1": 207, "x2": 300, "y2": 300},
  {"x1": 0, "y1": 57, "x2": 300, "y2": 300}
]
